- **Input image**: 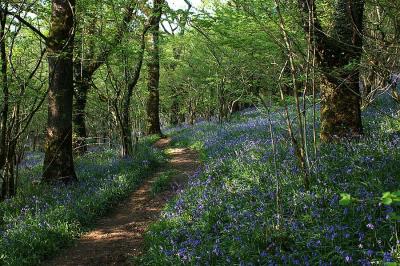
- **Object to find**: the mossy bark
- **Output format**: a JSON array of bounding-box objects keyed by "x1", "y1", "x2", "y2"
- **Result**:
[
  {"x1": 320, "y1": 74, "x2": 363, "y2": 141},
  {"x1": 42, "y1": 0, "x2": 77, "y2": 183},
  {"x1": 320, "y1": 0, "x2": 365, "y2": 141},
  {"x1": 301, "y1": 0, "x2": 365, "y2": 141}
]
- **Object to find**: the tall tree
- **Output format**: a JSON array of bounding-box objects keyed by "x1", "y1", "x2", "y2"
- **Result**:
[
  {"x1": 146, "y1": 0, "x2": 163, "y2": 135},
  {"x1": 0, "y1": 4, "x2": 9, "y2": 196},
  {"x1": 0, "y1": 4, "x2": 8, "y2": 170},
  {"x1": 300, "y1": 0, "x2": 365, "y2": 141},
  {"x1": 42, "y1": 0, "x2": 77, "y2": 183}
]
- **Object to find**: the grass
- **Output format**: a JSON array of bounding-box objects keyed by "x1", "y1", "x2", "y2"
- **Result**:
[
  {"x1": 150, "y1": 170, "x2": 178, "y2": 197},
  {"x1": 141, "y1": 97, "x2": 400, "y2": 265},
  {"x1": 0, "y1": 137, "x2": 165, "y2": 266}
]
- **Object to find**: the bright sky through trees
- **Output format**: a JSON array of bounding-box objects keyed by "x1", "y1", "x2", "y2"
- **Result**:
[{"x1": 167, "y1": 0, "x2": 202, "y2": 9}]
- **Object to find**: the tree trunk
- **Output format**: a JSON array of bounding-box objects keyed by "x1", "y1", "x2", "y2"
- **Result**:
[
  {"x1": 0, "y1": 7, "x2": 8, "y2": 170},
  {"x1": 42, "y1": 0, "x2": 77, "y2": 183},
  {"x1": 0, "y1": 7, "x2": 9, "y2": 199},
  {"x1": 320, "y1": 74, "x2": 363, "y2": 141},
  {"x1": 146, "y1": 0, "x2": 163, "y2": 136},
  {"x1": 73, "y1": 74, "x2": 89, "y2": 155},
  {"x1": 301, "y1": 0, "x2": 365, "y2": 141},
  {"x1": 169, "y1": 47, "x2": 183, "y2": 126},
  {"x1": 218, "y1": 78, "x2": 227, "y2": 123},
  {"x1": 2, "y1": 140, "x2": 17, "y2": 198},
  {"x1": 170, "y1": 88, "x2": 180, "y2": 126},
  {"x1": 121, "y1": 28, "x2": 148, "y2": 157}
]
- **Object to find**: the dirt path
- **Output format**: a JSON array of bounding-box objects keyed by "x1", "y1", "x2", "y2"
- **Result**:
[{"x1": 44, "y1": 138, "x2": 199, "y2": 266}]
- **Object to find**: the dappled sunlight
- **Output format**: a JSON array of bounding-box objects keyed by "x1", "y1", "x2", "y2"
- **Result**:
[{"x1": 45, "y1": 138, "x2": 200, "y2": 265}]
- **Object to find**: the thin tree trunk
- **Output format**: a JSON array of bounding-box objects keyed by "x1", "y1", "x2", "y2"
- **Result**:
[
  {"x1": 146, "y1": 0, "x2": 163, "y2": 136},
  {"x1": 121, "y1": 27, "x2": 148, "y2": 157},
  {"x1": 73, "y1": 76, "x2": 89, "y2": 154},
  {"x1": 218, "y1": 78, "x2": 227, "y2": 123},
  {"x1": 169, "y1": 48, "x2": 183, "y2": 126},
  {"x1": 170, "y1": 87, "x2": 180, "y2": 126},
  {"x1": 42, "y1": 0, "x2": 77, "y2": 183}
]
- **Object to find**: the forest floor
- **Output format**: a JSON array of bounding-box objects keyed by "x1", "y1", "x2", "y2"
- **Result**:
[{"x1": 44, "y1": 138, "x2": 199, "y2": 266}]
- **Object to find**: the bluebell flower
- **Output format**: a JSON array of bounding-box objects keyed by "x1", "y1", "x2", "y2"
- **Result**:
[
  {"x1": 344, "y1": 255, "x2": 352, "y2": 263},
  {"x1": 383, "y1": 252, "x2": 393, "y2": 262}
]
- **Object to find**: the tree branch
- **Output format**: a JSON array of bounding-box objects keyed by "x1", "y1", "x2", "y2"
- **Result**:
[{"x1": 1, "y1": 8, "x2": 48, "y2": 42}]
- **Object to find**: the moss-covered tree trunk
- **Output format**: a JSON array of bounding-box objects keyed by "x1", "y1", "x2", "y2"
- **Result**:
[
  {"x1": 301, "y1": 0, "x2": 365, "y2": 141},
  {"x1": 42, "y1": 0, "x2": 77, "y2": 183},
  {"x1": 320, "y1": 0, "x2": 365, "y2": 141},
  {"x1": 146, "y1": 0, "x2": 163, "y2": 136}
]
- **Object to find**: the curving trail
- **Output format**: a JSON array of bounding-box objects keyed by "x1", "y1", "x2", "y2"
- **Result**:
[{"x1": 44, "y1": 138, "x2": 199, "y2": 266}]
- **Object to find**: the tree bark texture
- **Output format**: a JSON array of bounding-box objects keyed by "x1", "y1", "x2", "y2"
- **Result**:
[
  {"x1": 0, "y1": 7, "x2": 12, "y2": 199},
  {"x1": 146, "y1": 0, "x2": 163, "y2": 136},
  {"x1": 0, "y1": 8, "x2": 8, "y2": 170},
  {"x1": 301, "y1": 0, "x2": 365, "y2": 141},
  {"x1": 42, "y1": 0, "x2": 77, "y2": 183}
]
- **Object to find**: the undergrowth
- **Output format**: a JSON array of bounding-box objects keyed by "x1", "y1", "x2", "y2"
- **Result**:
[
  {"x1": 0, "y1": 138, "x2": 164, "y2": 265},
  {"x1": 142, "y1": 99, "x2": 400, "y2": 265},
  {"x1": 151, "y1": 170, "x2": 177, "y2": 197}
]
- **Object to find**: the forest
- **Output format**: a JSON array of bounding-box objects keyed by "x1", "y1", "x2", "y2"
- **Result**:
[{"x1": 0, "y1": 0, "x2": 399, "y2": 265}]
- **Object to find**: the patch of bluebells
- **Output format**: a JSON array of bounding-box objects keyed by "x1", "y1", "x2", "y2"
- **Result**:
[
  {"x1": 0, "y1": 142, "x2": 164, "y2": 265},
  {"x1": 143, "y1": 102, "x2": 400, "y2": 265}
]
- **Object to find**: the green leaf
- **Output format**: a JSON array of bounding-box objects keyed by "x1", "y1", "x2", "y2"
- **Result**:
[
  {"x1": 392, "y1": 190, "x2": 400, "y2": 197},
  {"x1": 384, "y1": 262, "x2": 397, "y2": 266},
  {"x1": 339, "y1": 193, "x2": 352, "y2": 206},
  {"x1": 382, "y1": 197, "x2": 393, "y2": 205},
  {"x1": 382, "y1": 192, "x2": 391, "y2": 199}
]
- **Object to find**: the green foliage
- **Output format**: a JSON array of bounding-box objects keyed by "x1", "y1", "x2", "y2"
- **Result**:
[{"x1": 340, "y1": 190, "x2": 400, "y2": 221}]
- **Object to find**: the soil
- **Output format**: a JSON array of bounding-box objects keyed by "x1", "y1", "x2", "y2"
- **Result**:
[{"x1": 44, "y1": 137, "x2": 199, "y2": 266}]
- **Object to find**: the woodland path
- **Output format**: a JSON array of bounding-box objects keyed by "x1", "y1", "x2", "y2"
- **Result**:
[{"x1": 44, "y1": 138, "x2": 199, "y2": 266}]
